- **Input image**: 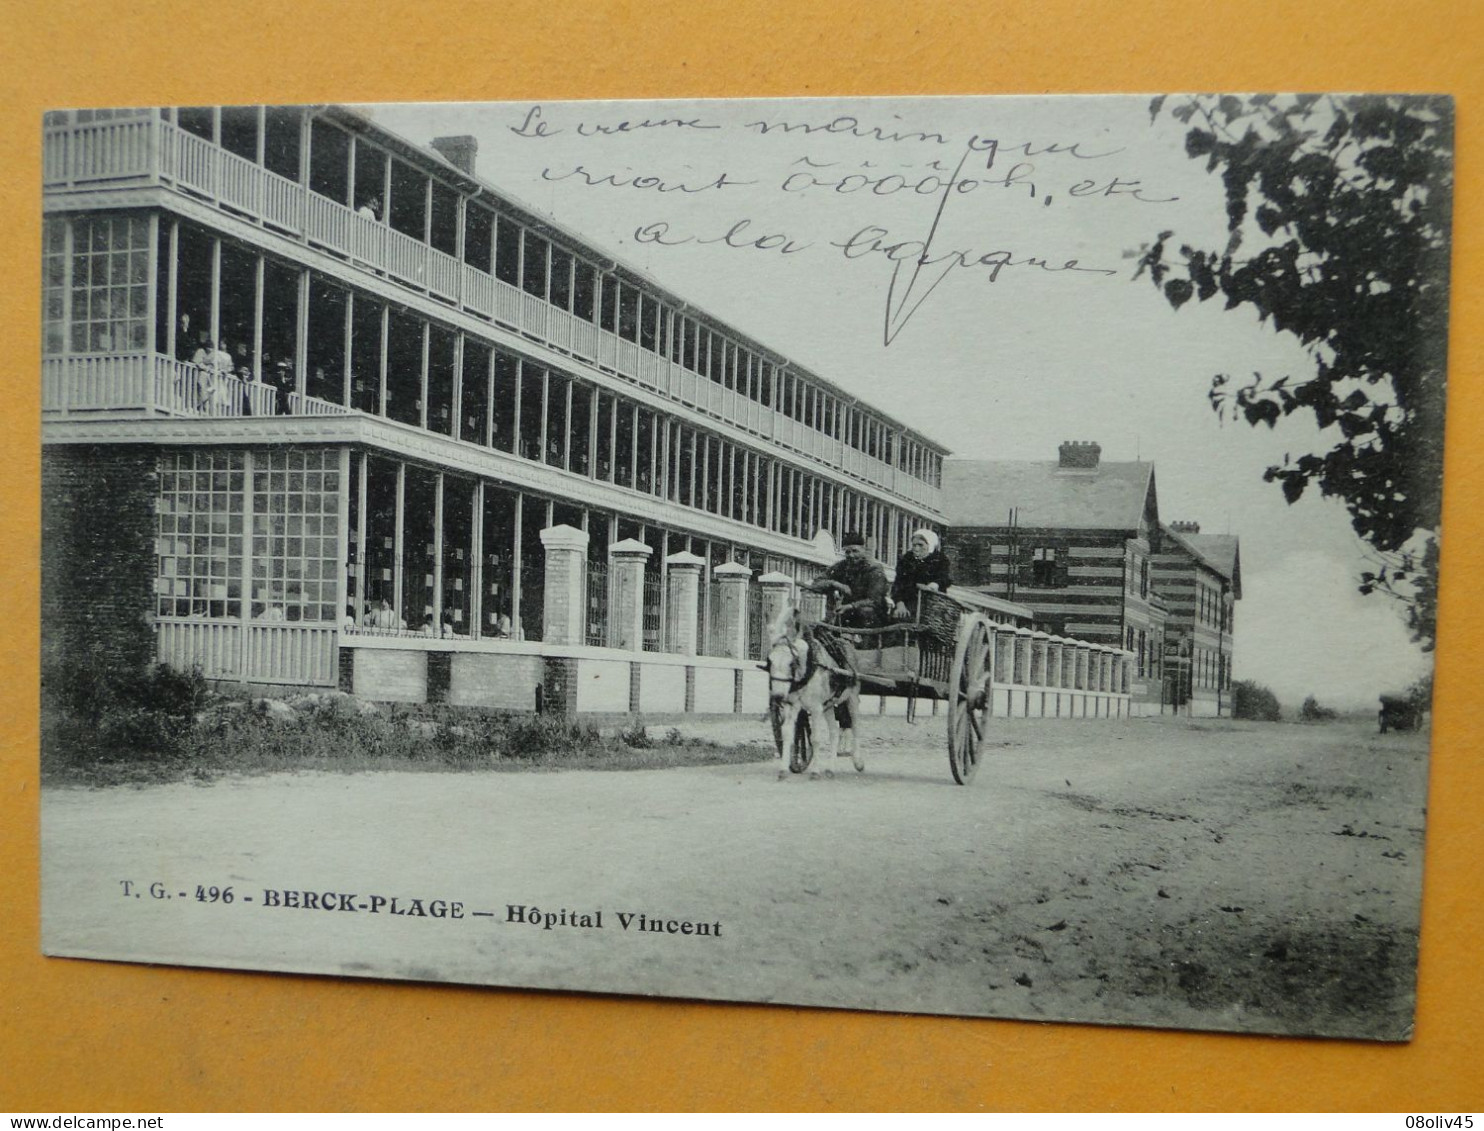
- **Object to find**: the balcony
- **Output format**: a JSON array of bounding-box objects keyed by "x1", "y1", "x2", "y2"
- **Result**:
[
  {"x1": 42, "y1": 352, "x2": 351, "y2": 420},
  {"x1": 44, "y1": 115, "x2": 941, "y2": 512}
]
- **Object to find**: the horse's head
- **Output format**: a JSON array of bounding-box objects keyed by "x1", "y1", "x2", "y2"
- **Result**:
[{"x1": 763, "y1": 633, "x2": 809, "y2": 702}]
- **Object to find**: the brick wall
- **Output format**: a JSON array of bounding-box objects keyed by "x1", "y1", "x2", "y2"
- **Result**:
[{"x1": 41, "y1": 446, "x2": 157, "y2": 674}]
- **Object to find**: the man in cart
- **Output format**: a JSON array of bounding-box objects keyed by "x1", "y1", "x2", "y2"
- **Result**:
[{"x1": 807, "y1": 531, "x2": 890, "y2": 630}]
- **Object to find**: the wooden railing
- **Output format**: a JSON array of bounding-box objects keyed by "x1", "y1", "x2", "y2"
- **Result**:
[
  {"x1": 44, "y1": 117, "x2": 943, "y2": 510},
  {"x1": 156, "y1": 618, "x2": 339, "y2": 686},
  {"x1": 45, "y1": 352, "x2": 319, "y2": 419}
]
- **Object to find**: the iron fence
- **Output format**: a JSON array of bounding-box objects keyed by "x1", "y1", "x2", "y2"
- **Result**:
[{"x1": 585, "y1": 561, "x2": 609, "y2": 647}]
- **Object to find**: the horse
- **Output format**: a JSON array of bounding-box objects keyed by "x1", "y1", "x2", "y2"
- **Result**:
[{"x1": 762, "y1": 604, "x2": 864, "y2": 778}]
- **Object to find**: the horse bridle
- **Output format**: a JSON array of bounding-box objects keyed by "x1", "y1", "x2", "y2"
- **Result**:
[{"x1": 762, "y1": 637, "x2": 812, "y2": 699}]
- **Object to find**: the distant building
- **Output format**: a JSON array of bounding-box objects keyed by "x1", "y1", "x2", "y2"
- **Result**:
[
  {"x1": 943, "y1": 441, "x2": 1239, "y2": 715},
  {"x1": 1155, "y1": 521, "x2": 1242, "y2": 717}
]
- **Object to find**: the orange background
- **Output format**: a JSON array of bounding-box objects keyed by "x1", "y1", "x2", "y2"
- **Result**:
[{"x1": 2, "y1": 0, "x2": 1480, "y2": 1112}]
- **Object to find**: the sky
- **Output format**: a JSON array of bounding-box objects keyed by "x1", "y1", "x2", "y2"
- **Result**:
[{"x1": 360, "y1": 96, "x2": 1440, "y2": 710}]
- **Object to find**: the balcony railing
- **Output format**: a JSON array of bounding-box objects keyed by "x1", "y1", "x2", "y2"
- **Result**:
[
  {"x1": 45, "y1": 352, "x2": 321, "y2": 420},
  {"x1": 44, "y1": 116, "x2": 942, "y2": 511}
]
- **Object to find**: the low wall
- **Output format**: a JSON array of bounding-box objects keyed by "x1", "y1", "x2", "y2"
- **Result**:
[
  {"x1": 170, "y1": 626, "x2": 1134, "y2": 722},
  {"x1": 339, "y1": 634, "x2": 770, "y2": 717}
]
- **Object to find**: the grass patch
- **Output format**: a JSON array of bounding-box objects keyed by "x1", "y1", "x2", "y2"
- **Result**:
[{"x1": 40, "y1": 679, "x2": 771, "y2": 788}]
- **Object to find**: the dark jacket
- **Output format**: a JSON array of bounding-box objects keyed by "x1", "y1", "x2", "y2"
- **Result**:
[
  {"x1": 814, "y1": 555, "x2": 890, "y2": 629},
  {"x1": 891, "y1": 549, "x2": 952, "y2": 608}
]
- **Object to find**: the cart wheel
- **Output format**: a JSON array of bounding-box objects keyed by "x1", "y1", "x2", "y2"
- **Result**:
[
  {"x1": 948, "y1": 617, "x2": 991, "y2": 784},
  {"x1": 789, "y1": 710, "x2": 814, "y2": 774}
]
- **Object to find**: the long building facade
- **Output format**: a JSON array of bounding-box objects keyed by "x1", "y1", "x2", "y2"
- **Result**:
[{"x1": 40, "y1": 105, "x2": 952, "y2": 714}]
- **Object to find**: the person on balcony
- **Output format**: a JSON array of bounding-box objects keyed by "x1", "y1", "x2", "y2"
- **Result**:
[
  {"x1": 191, "y1": 339, "x2": 236, "y2": 415},
  {"x1": 357, "y1": 195, "x2": 382, "y2": 221},
  {"x1": 891, "y1": 529, "x2": 953, "y2": 620},
  {"x1": 365, "y1": 597, "x2": 405, "y2": 631}
]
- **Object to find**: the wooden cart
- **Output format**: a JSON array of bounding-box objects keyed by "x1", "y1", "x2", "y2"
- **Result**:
[{"x1": 810, "y1": 587, "x2": 1027, "y2": 785}]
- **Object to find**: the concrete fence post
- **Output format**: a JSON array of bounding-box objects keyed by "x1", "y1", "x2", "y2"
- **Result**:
[
  {"x1": 664, "y1": 551, "x2": 706, "y2": 656},
  {"x1": 607, "y1": 538, "x2": 652, "y2": 651},
  {"x1": 712, "y1": 562, "x2": 752, "y2": 660},
  {"x1": 539, "y1": 524, "x2": 588, "y2": 647}
]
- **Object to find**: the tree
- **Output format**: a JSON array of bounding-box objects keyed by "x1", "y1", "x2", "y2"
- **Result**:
[{"x1": 1138, "y1": 94, "x2": 1453, "y2": 650}]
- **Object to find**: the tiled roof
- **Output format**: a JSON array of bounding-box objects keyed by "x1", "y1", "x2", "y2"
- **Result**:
[{"x1": 944, "y1": 460, "x2": 1155, "y2": 531}]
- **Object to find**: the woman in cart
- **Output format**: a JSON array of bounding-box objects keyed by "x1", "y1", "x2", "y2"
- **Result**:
[{"x1": 891, "y1": 529, "x2": 953, "y2": 619}]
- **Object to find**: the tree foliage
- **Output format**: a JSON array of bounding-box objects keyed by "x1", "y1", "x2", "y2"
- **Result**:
[
  {"x1": 1138, "y1": 94, "x2": 1453, "y2": 650},
  {"x1": 1232, "y1": 679, "x2": 1282, "y2": 722}
]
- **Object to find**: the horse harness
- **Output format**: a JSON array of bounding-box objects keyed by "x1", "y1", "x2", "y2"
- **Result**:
[{"x1": 767, "y1": 625, "x2": 856, "y2": 709}]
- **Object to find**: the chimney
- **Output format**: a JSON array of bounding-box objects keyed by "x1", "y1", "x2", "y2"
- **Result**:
[
  {"x1": 430, "y1": 135, "x2": 478, "y2": 176},
  {"x1": 1170, "y1": 520, "x2": 1201, "y2": 534},
  {"x1": 1057, "y1": 440, "x2": 1101, "y2": 470}
]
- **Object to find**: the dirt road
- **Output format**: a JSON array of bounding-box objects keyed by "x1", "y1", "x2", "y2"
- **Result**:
[{"x1": 41, "y1": 714, "x2": 1429, "y2": 1039}]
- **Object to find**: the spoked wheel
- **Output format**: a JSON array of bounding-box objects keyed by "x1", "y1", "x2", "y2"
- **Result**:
[
  {"x1": 789, "y1": 710, "x2": 814, "y2": 774},
  {"x1": 947, "y1": 616, "x2": 992, "y2": 784}
]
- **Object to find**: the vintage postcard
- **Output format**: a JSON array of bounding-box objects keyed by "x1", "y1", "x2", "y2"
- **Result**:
[{"x1": 39, "y1": 94, "x2": 1451, "y2": 1039}]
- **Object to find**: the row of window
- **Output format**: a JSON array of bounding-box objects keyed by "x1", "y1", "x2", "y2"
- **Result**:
[
  {"x1": 43, "y1": 214, "x2": 943, "y2": 523},
  {"x1": 156, "y1": 448, "x2": 838, "y2": 657},
  {"x1": 134, "y1": 218, "x2": 935, "y2": 556},
  {"x1": 1196, "y1": 582, "x2": 1233, "y2": 632},
  {"x1": 47, "y1": 106, "x2": 944, "y2": 484},
  {"x1": 1126, "y1": 549, "x2": 1152, "y2": 600}
]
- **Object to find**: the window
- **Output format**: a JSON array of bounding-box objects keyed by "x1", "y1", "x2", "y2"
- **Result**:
[
  {"x1": 618, "y1": 285, "x2": 638, "y2": 342},
  {"x1": 615, "y1": 403, "x2": 635, "y2": 488},
  {"x1": 1026, "y1": 546, "x2": 1060, "y2": 588},
  {"x1": 549, "y1": 246, "x2": 572, "y2": 310},
  {"x1": 494, "y1": 217, "x2": 521, "y2": 286},
  {"x1": 177, "y1": 107, "x2": 214, "y2": 142},
  {"x1": 464, "y1": 203, "x2": 493, "y2": 272},
  {"x1": 219, "y1": 106, "x2": 258, "y2": 161},
  {"x1": 545, "y1": 371, "x2": 570, "y2": 468},
  {"x1": 481, "y1": 486, "x2": 517, "y2": 636},
  {"x1": 353, "y1": 139, "x2": 386, "y2": 217},
  {"x1": 69, "y1": 215, "x2": 150, "y2": 353},
  {"x1": 572, "y1": 260, "x2": 596, "y2": 321},
  {"x1": 389, "y1": 160, "x2": 427, "y2": 240},
  {"x1": 600, "y1": 276, "x2": 619, "y2": 334},
  {"x1": 306, "y1": 276, "x2": 350, "y2": 404},
  {"x1": 521, "y1": 232, "x2": 548, "y2": 298},
  {"x1": 385, "y1": 310, "x2": 423, "y2": 427},
  {"x1": 429, "y1": 182, "x2": 458, "y2": 255},
  {"x1": 639, "y1": 296, "x2": 658, "y2": 352},
  {"x1": 441, "y1": 476, "x2": 474, "y2": 635},
  {"x1": 309, "y1": 119, "x2": 350, "y2": 204},
  {"x1": 42, "y1": 219, "x2": 65, "y2": 355},
  {"x1": 518, "y1": 362, "x2": 544, "y2": 462},
  {"x1": 363, "y1": 457, "x2": 399, "y2": 615},
  {"x1": 569, "y1": 383, "x2": 592, "y2": 475},
  {"x1": 401, "y1": 466, "x2": 437, "y2": 632},
  {"x1": 155, "y1": 451, "x2": 245, "y2": 619},
  {"x1": 491, "y1": 352, "x2": 517, "y2": 453},
  {"x1": 349, "y1": 294, "x2": 383, "y2": 413},
  {"x1": 426, "y1": 325, "x2": 457, "y2": 437},
  {"x1": 460, "y1": 339, "x2": 491, "y2": 445},
  {"x1": 636, "y1": 408, "x2": 655, "y2": 492},
  {"x1": 263, "y1": 108, "x2": 302, "y2": 181},
  {"x1": 261, "y1": 258, "x2": 300, "y2": 397},
  {"x1": 251, "y1": 450, "x2": 340, "y2": 623}
]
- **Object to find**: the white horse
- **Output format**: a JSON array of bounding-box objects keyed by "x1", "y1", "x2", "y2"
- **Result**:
[{"x1": 762, "y1": 605, "x2": 863, "y2": 778}]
